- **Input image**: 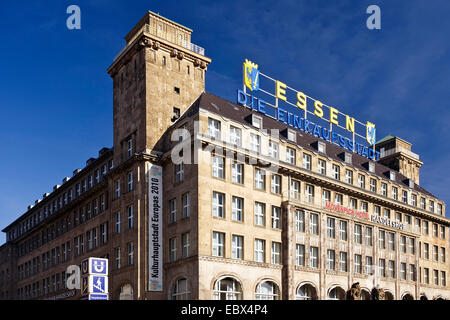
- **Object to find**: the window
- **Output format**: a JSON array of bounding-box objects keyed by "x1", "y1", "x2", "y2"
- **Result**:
[
  {"x1": 424, "y1": 268, "x2": 429, "y2": 284},
  {"x1": 440, "y1": 226, "x2": 445, "y2": 239},
  {"x1": 318, "y1": 141, "x2": 326, "y2": 153},
  {"x1": 174, "y1": 163, "x2": 184, "y2": 183},
  {"x1": 182, "y1": 233, "x2": 190, "y2": 258},
  {"x1": 327, "y1": 250, "x2": 335, "y2": 270},
  {"x1": 339, "y1": 220, "x2": 347, "y2": 241},
  {"x1": 126, "y1": 172, "x2": 134, "y2": 191},
  {"x1": 370, "y1": 179, "x2": 377, "y2": 192},
  {"x1": 400, "y1": 263, "x2": 407, "y2": 280},
  {"x1": 115, "y1": 247, "x2": 121, "y2": 269},
  {"x1": 361, "y1": 201, "x2": 368, "y2": 212},
  {"x1": 429, "y1": 201, "x2": 435, "y2": 213},
  {"x1": 322, "y1": 189, "x2": 331, "y2": 203},
  {"x1": 231, "y1": 235, "x2": 243, "y2": 260},
  {"x1": 269, "y1": 141, "x2": 279, "y2": 159},
  {"x1": 383, "y1": 208, "x2": 391, "y2": 219},
  {"x1": 290, "y1": 179, "x2": 300, "y2": 200},
  {"x1": 254, "y1": 168, "x2": 265, "y2": 190},
  {"x1": 128, "y1": 242, "x2": 134, "y2": 266},
  {"x1": 252, "y1": 115, "x2": 263, "y2": 128},
  {"x1": 162, "y1": 56, "x2": 166, "y2": 66},
  {"x1": 212, "y1": 232, "x2": 225, "y2": 257},
  {"x1": 358, "y1": 174, "x2": 365, "y2": 188},
  {"x1": 231, "y1": 162, "x2": 243, "y2": 184},
  {"x1": 423, "y1": 221, "x2": 429, "y2": 235},
  {"x1": 305, "y1": 184, "x2": 314, "y2": 203},
  {"x1": 255, "y1": 239, "x2": 265, "y2": 263},
  {"x1": 420, "y1": 197, "x2": 426, "y2": 210},
  {"x1": 349, "y1": 198, "x2": 357, "y2": 209},
  {"x1": 115, "y1": 180, "x2": 121, "y2": 199},
  {"x1": 365, "y1": 256, "x2": 373, "y2": 275},
  {"x1": 212, "y1": 192, "x2": 225, "y2": 218},
  {"x1": 354, "y1": 224, "x2": 362, "y2": 244},
  {"x1": 287, "y1": 129, "x2": 296, "y2": 142},
  {"x1": 437, "y1": 203, "x2": 443, "y2": 216},
  {"x1": 271, "y1": 174, "x2": 281, "y2": 194},
  {"x1": 310, "y1": 213, "x2": 319, "y2": 235},
  {"x1": 271, "y1": 242, "x2": 281, "y2": 264},
  {"x1": 339, "y1": 252, "x2": 347, "y2": 272},
  {"x1": 400, "y1": 236, "x2": 406, "y2": 253},
  {"x1": 424, "y1": 243, "x2": 429, "y2": 259},
  {"x1": 433, "y1": 245, "x2": 439, "y2": 262},
  {"x1": 250, "y1": 133, "x2": 261, "y2": 153},
  {"x1": 433, "y1": 223, "x2": 438, "y2": 237},
  {"x1": 318, "y1": 159, "x2": 326, "y2": 175},
  {"x1": 392, "y1": 187, "x2": 398, "y2": 200},
  {"x1": 378, "y1": 230, "x2": 385, "y2": 249},
  {"x1": 127, "y1": 205, "x2": 134, "y2": 229},
  {"x1": 169, "y1": 199, "x2": 177, "y2": 223},
  {"x1": 286, "y1": 147, "x2": 296, "y2": 165},
  {"x1": 433, "y1": 270, "x2": 439, "y2": 286},
  {"x1": 229, "y1": 126, "x2": 241, "y2": 146},
  {"x1": 296, "y1": 244, "x2": 305, "y2": 266},
  {"x1": 302, "y1": 153, "x2": 311, "y2": 169},
  {"x1": 379, "y1": 259, "x2": 386, "y2": 277},
  {"x1": 388, "y1": 260, "x2": 395, "y2": 278},
  {"x1": 402, "y1": 190, "x2": 408, "y2": 203},
  {"x1": 100, "y1": 222, "x2": 108, "y2": 244},
  {"x1": 441, "y1": 271, "x2": 446, "y2": 287},
  {"x1": 232, "y1": 197, "x2": 243, "y2": 222},
  {"x1": 412, "y1": 194, "x2": 417, "y2": 207},
  {"x1": 327, "y1": 217, "x2": 335, "y2": 239},
  {"x1": 310, "y1": 247, "x2": 319, "y2": 268},
  {"x1": 182, "y1": 193, "x2": 190, "y2": 218},
  {"x1": 381, "y1": 183, "x2": 387, "y2": 196},
  {"x1": 332, "y1": 165, "x2": 340, "y2": 180},
  {"x1": 335, "y1": 193, "x2": 343, "y2": 205},
  {"x1": 354, "y1": 254, "x2": 362, "y2": 274},
  {"x1": 388, "y1": 232, "x2": 395, "y2": 251},
  {"x1": 296, "y1": 210, "x2": 305, "y2": 232},
  {"x1": 345, "y1": 170, "x2": 353, "y2": 184},
  {"x1": 171, "y1": 278, "x2": 190, "y2": 300},
  {"x1": 254, "y1": 202, "x2": 265, "y2": 226},
  {"x1": 169, "y1": 237, "x2": 177, "y2": 262},
  {"x1": 271, "y1": 206, "x2": 281, "y2": 229},
  {"x1": 409, "y1": 238, "x2": 415, "y2": 255},
  {"x1": 212, "y1": 156, "x2": 225, "y2": 179},
  {"x1": 115, "y1": 212, "x2": 121, "y2": 234},
  {"x1": 208, "y1": 118, "x2": 221, "y2": 139},
  {"x1": 255, "y1": 281, "x2": 280, "y2": 300}
]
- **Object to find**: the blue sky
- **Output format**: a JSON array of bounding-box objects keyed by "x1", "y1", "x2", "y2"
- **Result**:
[{"x1": 1, "y1": 0, "x2": 449, "y2": 243}]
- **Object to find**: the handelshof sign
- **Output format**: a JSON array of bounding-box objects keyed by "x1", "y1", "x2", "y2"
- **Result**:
[
  {"x1": 323, "y1": 201, "x2": 406, "y2": 231},
  {"x1": 81, "y1": 257, "x2": 109, "y2": 300},
  {"x1": 237, "y1": 59, "x2": 380, "y2": 161},
  {"x1": 148, "y1": 164, "x2": 163, "y2": 291}
]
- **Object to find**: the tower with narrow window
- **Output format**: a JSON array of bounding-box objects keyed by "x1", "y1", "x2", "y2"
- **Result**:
[{"x1": 107, "y1": 11, "x2": 211, "y2": 165}]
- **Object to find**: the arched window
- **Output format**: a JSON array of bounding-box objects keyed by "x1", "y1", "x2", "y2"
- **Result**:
[
  {"x1": 255, "y1": 280, "x2": 280, "y2": 300},
  {"x1": 361, "y1": 289, "x2": 371, "y2": 300},
  {"x1": 118, "y1": 283, "x2": 133, "y2": 300},
  {"x1": 296, "y1": 283, "x2": 318, "y2": 300},
  {"x1": 328, "y1": 286, "x2": 346, "y2": 300},
  {"x1": 170, "y1": 278, "x2": 190, "y2": 300},
  {"x1": 385, "y1": 291, "x2": 394, "y2": 300},
  {"x1": 402, "y1": 293, "x2": 414, "y2": 300},
  {"x1": 213, "y1": 277, "x2": 242, "y2": 300}
]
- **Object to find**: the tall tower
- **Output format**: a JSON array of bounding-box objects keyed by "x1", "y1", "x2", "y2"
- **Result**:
[
  {"x1": 107, "y1": 11, "x2": 211, "y2": 165},
  {"x1": 375, "y1": 135, "x2": 423, "y2": 184}
]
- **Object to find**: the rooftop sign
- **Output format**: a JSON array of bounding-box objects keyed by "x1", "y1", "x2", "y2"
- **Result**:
[{"x1": 237, "y1": 59, "x2": 380, "y2": 161}]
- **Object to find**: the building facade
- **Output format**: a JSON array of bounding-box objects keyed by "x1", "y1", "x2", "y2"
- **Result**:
[{"x1": 0, "y1": 11, "x2": 449, "y2": 300}]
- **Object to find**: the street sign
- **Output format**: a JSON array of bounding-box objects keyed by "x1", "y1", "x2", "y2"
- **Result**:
[{"x1": 81, "y1": 257, "x2": 109, "y2": 300}]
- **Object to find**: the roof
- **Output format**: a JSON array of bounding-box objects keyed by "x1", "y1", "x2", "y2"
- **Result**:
[
  {"x1": 193, "y1": 92, "x2": 437, "y2": 198},
  {"x1": 376, "y1": 135, "x2": 395, "y2": 145}
]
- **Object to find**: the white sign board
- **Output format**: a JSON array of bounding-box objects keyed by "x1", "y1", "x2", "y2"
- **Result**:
[{"x1": 148, "y1": 164, "x2": 163, "y2": 291}]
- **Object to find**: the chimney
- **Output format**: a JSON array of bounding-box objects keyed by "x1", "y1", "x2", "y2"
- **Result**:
[{"x1": 375, "y1": 135, "x2": 423, "y2": 185}]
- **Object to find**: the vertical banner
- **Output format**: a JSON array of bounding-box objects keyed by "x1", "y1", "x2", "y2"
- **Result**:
[{"x1": 148, "y1": 164, "x2": 163, "y2": 291}]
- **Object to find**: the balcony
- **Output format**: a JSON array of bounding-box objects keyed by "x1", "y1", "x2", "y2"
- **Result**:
[{"x1": 380, "y1": 147, "x2": 420, "y2": 161}]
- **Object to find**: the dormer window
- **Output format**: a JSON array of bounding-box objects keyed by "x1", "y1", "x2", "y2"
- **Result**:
[
  {"x1": 368, "y1": 162, "x2": 375, "y2": 173},
  {"x1": 345, "y1": 153, "x2": 352, "y2": 164},
  {"x1": 318, "y1": 141, "x2": 326, "y2": 153},
  {"x1": 390, "y1": 171, "x2": 396, "y2": 181},
  {"x1": 287, "y1": 129, "x2": 296, "y2": 142},
  {"x1": 252, "y1": 115, "x2": 263, "y2": 129}
]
